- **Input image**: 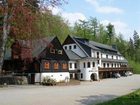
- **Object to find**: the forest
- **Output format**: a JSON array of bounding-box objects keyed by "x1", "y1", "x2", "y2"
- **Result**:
[{"x1": 0, "y1": 0, "x2": 140, "y2": 73}]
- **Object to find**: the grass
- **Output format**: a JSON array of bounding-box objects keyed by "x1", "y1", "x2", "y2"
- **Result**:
[
  {"x1": 96, "y1": 89, "x2": 140, "y2": 105},
  {"x1": 128, "y1": 59, "x2": 140, "y2": 74}
]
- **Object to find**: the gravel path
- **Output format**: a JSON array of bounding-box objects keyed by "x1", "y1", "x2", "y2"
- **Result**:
[{"x1": 0, "y1": 74, "x2": 140, "y2": 105}]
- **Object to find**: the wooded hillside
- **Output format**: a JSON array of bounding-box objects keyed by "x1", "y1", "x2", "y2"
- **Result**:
[{"x1": 0, "y1": 0, "x2": 140, "y2": 73}]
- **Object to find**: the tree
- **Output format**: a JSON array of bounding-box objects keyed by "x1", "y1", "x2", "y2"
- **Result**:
[
  {"x1": 73, "y1": 20, "x2": 90, "y2": 38},
  {"x1": 37, "y1": 11, "x2": 70, "y2": 43},
  {"x1": 97, "y1": 24, "x2": 108, "y2": 43},
  {"x1": 0, "y1": 0, "x2": 67, "y2": 72},
  {"x1": 133, "y1": 30, "x2": 139, "y2": 49},
  {"x1": 106, "y1": 23, "x2": 115, "y2": 44},
  {"x1": 127, "y1": 38, "x2": 134, "y2": 59},
  {"x1": 89, "y1": 17, "x2": 98, "y2": 39}
]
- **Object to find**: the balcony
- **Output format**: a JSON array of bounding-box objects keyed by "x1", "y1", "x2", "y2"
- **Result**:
[{"x1": 98, "y1": 67, "x2": 133, "y2": 72}]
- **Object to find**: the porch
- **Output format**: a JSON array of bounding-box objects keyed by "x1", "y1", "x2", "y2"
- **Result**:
[{"x1": 99, "y1": 67, "x2": 133, "y2": 79}]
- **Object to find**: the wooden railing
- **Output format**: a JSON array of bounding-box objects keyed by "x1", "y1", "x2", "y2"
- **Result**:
[{"x1": 98, "y1": 67, "x2": 133, "y2": 72}]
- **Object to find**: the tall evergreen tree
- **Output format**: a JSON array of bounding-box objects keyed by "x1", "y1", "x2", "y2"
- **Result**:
[
  {"x1": 128, "y1": 38, "x2": 134, "y2": 59},
  {"x1": 106, "y1": 23, "x2": 115, "y2": 44},
  {"x1": 89, "y1": 17, "x2": 98, "y2": 38},
  {"x1": 133, "y1": 30, "x2": 139, "y2": 49}
]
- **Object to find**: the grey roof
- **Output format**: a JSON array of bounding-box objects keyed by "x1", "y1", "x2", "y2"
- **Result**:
[
  {"x1": 65, "y1": 50, "x2": 81, "y2": 60},
  {"x1": 4, "y1": 36, "x2": 55, "y2": 60},
  {"x1": 101, "y1": 58, "x2": 128, "y2": 63},
  {"x1": 75, "y1": 39, "x2": 100, "y2": 51},
  {"x1": 70, "y1": 36, "x2": 120, "y2": 55},
  {"x1": 31, "y1": 36, "x2": 55, "y2": 57},
  {"x1": 89, "y1": 41, "x2": 118, "y2": 52}
]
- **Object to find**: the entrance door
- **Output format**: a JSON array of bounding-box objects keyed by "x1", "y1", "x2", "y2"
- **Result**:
[
  {"x1": 90, "y1": 73, "x2": 96, "y2": 81},
  {"x1": 31, "y1": 74, "x2": 35, "y2": 84}
]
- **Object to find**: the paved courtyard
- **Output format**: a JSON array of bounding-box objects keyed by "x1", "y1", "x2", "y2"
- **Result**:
[{"x1": 0, "y1": 74, "x2": 140, "y2": 105}]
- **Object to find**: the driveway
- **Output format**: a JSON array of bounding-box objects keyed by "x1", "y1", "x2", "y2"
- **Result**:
[{"x1": 0, "y1": 74, "x2": 140, "y2": 105}]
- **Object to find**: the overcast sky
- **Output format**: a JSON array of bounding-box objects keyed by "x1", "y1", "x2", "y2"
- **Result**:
[{"x1": 50, "y1": 0, "x2": 140, "y2": 40}]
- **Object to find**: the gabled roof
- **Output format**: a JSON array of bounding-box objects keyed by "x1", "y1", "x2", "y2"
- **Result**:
[
  {"x1": 67, "y1": 36, "x2": 90, "y2": 57},
  {"x1": 65, "y1": 50, "x2": 81, "y2": 60},
  {"x1": 68, "y1": 35, "x2": 121, "y2": 55},
  {"x1": 4, "y1": 36, "x2": 56, "y2": 60},
  {"x1": 31, "y1": 36, "x2": 55, "y2": 57}
]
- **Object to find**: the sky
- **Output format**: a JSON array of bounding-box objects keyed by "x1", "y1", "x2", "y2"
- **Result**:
[{"x1": 49, "y1": 0, "x2": 140, "y2": 40}]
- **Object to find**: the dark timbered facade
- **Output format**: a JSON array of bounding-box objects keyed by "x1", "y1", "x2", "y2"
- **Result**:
[{"x1": 3, "y1": 36, "x2": 69, "y2": 83}]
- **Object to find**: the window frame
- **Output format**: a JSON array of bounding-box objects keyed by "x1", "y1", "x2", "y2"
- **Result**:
[
  {"x1": 92, "y1": 62, "x2": 95, "y2": 67},
  {"x1": 74, "y1": 45, "x2": 76, "y2": 49},
  {"x1": 87, "y1": 62, "x2": 90, "y2": 68}
]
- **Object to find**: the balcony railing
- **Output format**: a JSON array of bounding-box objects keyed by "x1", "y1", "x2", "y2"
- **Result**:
[{"x1": 98, "y1": 67, "x2": 133, "y2": 72}]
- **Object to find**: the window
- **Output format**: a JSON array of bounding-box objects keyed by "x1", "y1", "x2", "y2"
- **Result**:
[
  {"x1": 115, "y1": 64, "x2": 116, "y2": 68},
  {"x1": 83, "y1": 62, "x2": 86, "y2": 68},
  {"x1": 107, "y1": 63, "x2": 109, "y2": 67},
  {"x1": 69, "y1": 46, "x2": 72, "y2": 49},
  {"x1": 103, "y1": 63, "x2": 106, "y2": 68},
  {"x1": 117, "y1": 64, "x2": 119, "y2": 67},
  {"x1": 97, "y1": 60, "x2": 100, "y2": 64},
  {"x1": 44, "y1": 62, "x2": 50, "y2": 69},
  {"x1": 101, "y1": 54, "x2": 102, "y2": 58},
  {"x1": 74, "y1": 63, "x2": 77, "y2": 68},
  {"x1": 69, "y1": 63, "x2": 72, "y2": 68},
  {"x1": 62, "y1": 63, "x2": 67, "y2": 70},
  {"x1": 54, "y1": 62, "x2": 59, "y2": 70},
  {"x1": 87, "y1": 62, "x2": 90, "y2": 68},
  {"x1": 112, "y1": 63, "x2": 113, "y2": 67},
  {"x1": 116, "y1": 56, "x2": 118, "y2": 59},
  {"x1": 106, "y1": 55, "x2": 108, "y2": 59},
  {"x1": 92, "y1": 62, "x2": 95, "y2": 67},
  {"x1": 58, "y1": 50, "x2": 63, "y2": 54},
  {"x1": 74, "y1": 45, "x2": 76, "y2": 49},
  {"x1": 97, "y1": 52, "x2": 99, "y2": 58},
  {"x1": 65, "y1": 46, "x2": 67, "y2": 50},
  {"x1": 81, "y1": 73, "x2": 83, "y2": 79},
  {"x1": 50, "y1": 48, "x2": 55, "y2": 54}
]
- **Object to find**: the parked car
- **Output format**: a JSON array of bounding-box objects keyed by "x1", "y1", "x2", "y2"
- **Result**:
[
  {"x1": 114, "y1": 73, "x2": 121, "y2": 78},
  {"x1": 125, "y1": 71, "x2": 133, "y2": 76}
]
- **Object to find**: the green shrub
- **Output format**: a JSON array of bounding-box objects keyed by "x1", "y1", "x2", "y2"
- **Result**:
[{"x1": 42, "y1": 76, "x2": 56, "y2": 86}]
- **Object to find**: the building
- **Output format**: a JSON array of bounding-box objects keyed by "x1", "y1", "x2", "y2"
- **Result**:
[
  {"x1": 3, "y1": 36, "x2": 70, "y2": 84},
  {"x1": 63, "y1": 35, "x2": 131, "y2": 81}
]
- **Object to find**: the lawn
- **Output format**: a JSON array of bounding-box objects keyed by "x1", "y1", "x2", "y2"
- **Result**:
[{"x1": 96, "y1": 89, "x2": 140, "y2": 105}]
